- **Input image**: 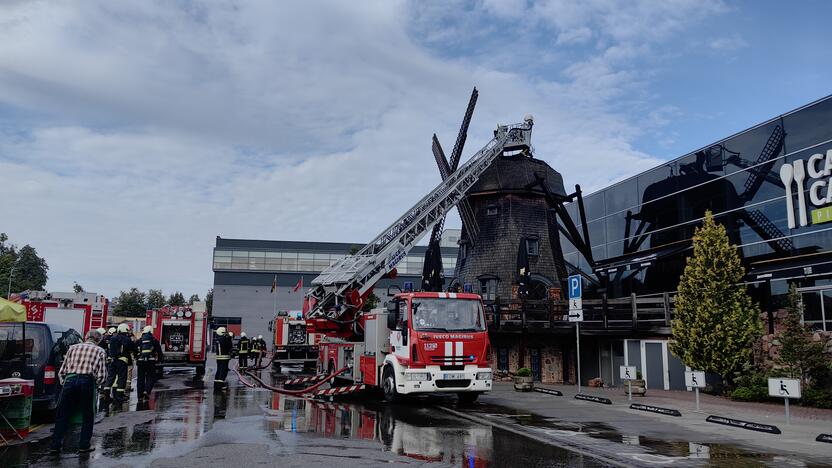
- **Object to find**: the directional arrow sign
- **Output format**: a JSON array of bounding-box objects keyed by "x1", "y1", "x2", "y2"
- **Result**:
[{"x1": 568, "y1": 310, "x2": 583, "y2": 322}]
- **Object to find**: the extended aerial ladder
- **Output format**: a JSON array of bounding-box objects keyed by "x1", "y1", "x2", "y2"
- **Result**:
[{"x1": 304, "y1": 116, "x2": 535, "y2": 327}]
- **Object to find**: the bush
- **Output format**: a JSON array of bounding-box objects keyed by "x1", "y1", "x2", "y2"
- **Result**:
[
  {"x1": 730, "y1": 386, "x2": 768, "y2": 402},
  {"x1": 801, "y1": 387, "x2": 832, "y2": 409},
  {"x1": 515, "y1": 367, "x2": 532, "y2": 377}
]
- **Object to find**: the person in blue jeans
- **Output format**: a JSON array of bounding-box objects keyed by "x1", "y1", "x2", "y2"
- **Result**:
[{"x1": 50, "y1": 329, "x2": 108, "y2": 455}]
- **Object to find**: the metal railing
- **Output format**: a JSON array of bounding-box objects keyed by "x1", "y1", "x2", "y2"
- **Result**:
[{"x1": 484, "y1": 292, "x2": 675, "y2": 333}]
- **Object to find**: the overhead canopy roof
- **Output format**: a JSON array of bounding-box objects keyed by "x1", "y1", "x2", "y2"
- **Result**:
[
  {"x1": 747, "y1": 250, "x2": 832, "y2": 281},
  {"x1": 593, "y1": 241, "x2": 692, "y2": 277}
]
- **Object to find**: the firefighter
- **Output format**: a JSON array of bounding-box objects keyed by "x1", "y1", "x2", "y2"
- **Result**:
[
  {"x1": 97, "y1": 327, "x2": 109, "y2": 353},
  {"x1": 214, "y1": 327, "x2": 232, "y2": 388},
  {"x1": 237, "y1": 332, "x2": 250, "y2": 368},
  {"x1": 258, "y1": 335, "x2": 267, "y2": 366},
  {"x1": 251, "y1": 335, "x2": 261, "y2": 368},
  {"x1": 136, "y1": 325, "x2": 163, "y2": 401},
  {"x1": 105, "y1": 324, "x2": 135, "y2": 404}
]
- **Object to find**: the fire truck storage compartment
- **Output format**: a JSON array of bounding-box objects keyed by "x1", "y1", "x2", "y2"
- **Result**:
[
  {"x1": 42, "y1": 307, "x2": 87, "y2": 335},
  {"x1": 161, "y1": 321, "x2": 191, "y2": 356}
]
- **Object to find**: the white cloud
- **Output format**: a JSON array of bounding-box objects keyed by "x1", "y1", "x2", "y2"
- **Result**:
[{"x1": 0, "y1": 0, "x2": 721, "y2": 297}]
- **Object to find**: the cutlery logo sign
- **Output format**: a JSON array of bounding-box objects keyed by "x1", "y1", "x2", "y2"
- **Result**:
[{"x1": 780, "y1": 149, "x2": 832, "y2": 229}]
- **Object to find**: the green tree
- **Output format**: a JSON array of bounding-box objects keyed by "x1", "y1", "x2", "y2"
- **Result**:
[
  {"x1": 113, "y1": 288, "x2": 148, "y2": 317},
  {"x1": 147, "y1": 289, "x2": 166, "y2": 309},
  {"x1": 205, "y1": 289, "x2": 213, "y2": 317},
  {"x1": 775, "y1": 285, "x2": 827, "y2": 387},
  {"x1": 73, "y1": 282, "x2": 84, "y2": 294},
  {"x1": 1, "y1": 234, "x2": 49, "y2": 298},
  {"x1": 188, "y1": 293, "x2": 200, "y2": 305},
  {"x1": 168, "y1": 291, "x2": 186, "y2": 306},
  {"x1": 670, "y1": 211, "x2": 761, "y2": 386}
]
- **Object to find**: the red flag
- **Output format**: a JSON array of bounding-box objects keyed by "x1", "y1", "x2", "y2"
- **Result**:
[
  {"x1": 270, "y1": 275, "x2": 277, "y2": 293},
  {"x1": 293, "y1": 276, "x2": 303, "y2": 292}
]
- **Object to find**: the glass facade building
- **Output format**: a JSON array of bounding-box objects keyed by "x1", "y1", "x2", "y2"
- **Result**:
[{"x1": 561, "y1": 95, "x2": 832, "y2": 330}]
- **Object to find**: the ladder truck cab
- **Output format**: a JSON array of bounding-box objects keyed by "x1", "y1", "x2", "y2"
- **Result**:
[
  {"x1": 317, "y1": 291, "x2": 492, "y2": 402},
  {"x1": 145, "y1": 303, "x2": 208, "y2": 377},
  {"x1": 21, "y1": 290, "x2": 109, "y2": 336},
  {"x1": 269, "y1": 310, "x2": 318, "y2": 371}
]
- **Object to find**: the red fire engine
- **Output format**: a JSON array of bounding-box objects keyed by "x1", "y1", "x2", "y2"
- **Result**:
[
  {"x1": 296, "y1": 116, "x2": 535, "y2": 402},
  {"x1": 145, "y1": 304, "x2": 208, "y2": 377},
  {"x1": 22, "y1": 290, "x2": 108, "y2": 336},
  {"x1": 269, "y1": 310, "x2": 317, "y2": 371}
]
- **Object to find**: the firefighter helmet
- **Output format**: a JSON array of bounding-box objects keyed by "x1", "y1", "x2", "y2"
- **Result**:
[
  {"x1": 240, "y1": 332, "x2": 246, "y2": 337},
  {"x1": 258, "y1": 335, "x2": 262, "y2": 340},
  {"x1": 117, "y1": 323, "x2": 129, "y2": 333},
  {"x1": 108, "y1": 327, "x2": 116, "y2": 334},
  {"x1": 96, "y1": 327, "x2": 106, "y2": 335},
  {"x1": 142, "y1": 325, "x2": 153, "y2": 334},
  {"x1": 216, "y1": 327, "x2": 226, "y2": 335}
]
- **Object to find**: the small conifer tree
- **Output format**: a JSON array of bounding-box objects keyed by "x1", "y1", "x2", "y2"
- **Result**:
[
  {"x1": 776, "y1": 285, "x2": 826, "y2": 387},
  {"x1": 670, "y1": 211, "x2": 761, "y2": 385}
]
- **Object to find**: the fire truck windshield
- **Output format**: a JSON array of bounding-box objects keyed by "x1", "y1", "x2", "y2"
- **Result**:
[{"x1": 411, "y1": 299, "x2": 485, "y2": 332}]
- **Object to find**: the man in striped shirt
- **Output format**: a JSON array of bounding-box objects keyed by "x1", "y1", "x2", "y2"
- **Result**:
[{"x1": 49, "y1": 329, "x2": 108, "y2": 455}]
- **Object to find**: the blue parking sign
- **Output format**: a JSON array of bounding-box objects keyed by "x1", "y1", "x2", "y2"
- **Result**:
[{"x1": 568, "y1": 275, "x2": 582, "y2": 299}]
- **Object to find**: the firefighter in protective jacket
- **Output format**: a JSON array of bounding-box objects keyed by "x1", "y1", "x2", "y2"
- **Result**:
[
  {"x1": 237, "y1": 332, "x2": 250, "y2": 368},
  {"x1": 105, "y1": 324, "x2": 136, "y2": 403},
  {"x1": 214, "y1": 327, "x2": 232, "y2": 388},
  {"x1": 136, "y1": 325, "x2": 163, "y2": 400},
  {"x1": 251, "y1": 335, "x2": 261, "y2": 368}
]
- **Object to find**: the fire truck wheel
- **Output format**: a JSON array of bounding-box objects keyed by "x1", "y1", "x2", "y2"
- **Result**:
[
  {"x1": 382, "y1": 366, "x2": 399, "y2": 403},
  {"x1": 457, "y1": 392, "x2": 481, "y2": 405}
]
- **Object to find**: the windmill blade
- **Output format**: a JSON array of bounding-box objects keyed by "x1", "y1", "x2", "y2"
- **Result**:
[
  {"x1": 432, "y1": 134, "x2": 451, "y2": 180},
  {"x1": 448, "y1": 87, "x2": 478, "y2": 171}
]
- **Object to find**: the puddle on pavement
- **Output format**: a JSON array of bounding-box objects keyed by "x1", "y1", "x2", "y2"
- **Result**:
[{"x1": 468, "y1": 402, "x2": 827, "y2": 466}]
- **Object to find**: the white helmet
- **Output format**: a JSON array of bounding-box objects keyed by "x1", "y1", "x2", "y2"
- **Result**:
[
  {"x1": 257, "y1": 335, "x2": 262, "y2": 340},
  {"x1": 96, "y1": 327, "x2": 106, "y2": 335},
  {"x1": 142, "y1": 325, "x2": 153, "y2": 334},
  {"x1": 117, "y1": 323, "x2": 129, "y2": 333},
  {"x1": 216, "y1": 327, "x2": 226, "y2": 335},
  {"x1": 108, "y1": 327, "x2": 116, "y2": 334},
  {"x1": 240, "y1": 332, "x2": 246, "y2": 338}
]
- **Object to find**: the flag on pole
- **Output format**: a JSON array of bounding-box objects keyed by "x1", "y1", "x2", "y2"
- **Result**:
[
  {"x1": 270, "y1": 274, "x2": 277, "y2": 293},
  {"x1": 293, "y1": 276, "x2": 303, "y2": 292}
]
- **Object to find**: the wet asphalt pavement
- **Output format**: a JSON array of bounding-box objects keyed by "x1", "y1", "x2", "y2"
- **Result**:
[
  {"x1": 2, "y1": 367, "x2": 604, "y2": 467},
  {"x1": 6, "y1": 367, "x2": 827, "y2": 467}
]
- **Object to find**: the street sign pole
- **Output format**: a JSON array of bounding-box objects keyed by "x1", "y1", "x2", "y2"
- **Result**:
[
  {"x1": 576, "y1": 322, "x2": 581, "y2": 393},
  {"x1": 785, "y1": 397, "x2": 790, "y2": 425},
  {"x1": 628, "y1": 380, "x2": 632, "y2": 401},
  {"x1": 695, "y1": 386, "x2": 700, "y2": 412}
]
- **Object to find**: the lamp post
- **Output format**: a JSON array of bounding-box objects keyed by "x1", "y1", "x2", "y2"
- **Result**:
[{"x1": 6, "y1": 255, "x2": 21, "y2": 298}]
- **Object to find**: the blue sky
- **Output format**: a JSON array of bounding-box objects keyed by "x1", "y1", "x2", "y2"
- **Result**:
[{"x1": 0, "y1": 0, "x2": 829, "y2": 297}]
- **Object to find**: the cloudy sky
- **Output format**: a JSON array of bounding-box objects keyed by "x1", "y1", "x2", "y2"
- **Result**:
[{"x1": 1, "y1": 0, "x2": 830, "y2": 298}]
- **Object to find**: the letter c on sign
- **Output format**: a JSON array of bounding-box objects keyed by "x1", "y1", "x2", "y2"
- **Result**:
[
  {"x1": 810, "y1": 180, "x2": 827, "y2": 206},
  {"x1": 808, "y1": 153, "x2": 825, "y2": 179}
]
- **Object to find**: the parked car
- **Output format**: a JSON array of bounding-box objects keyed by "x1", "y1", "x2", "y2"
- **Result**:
[{"x1": 0, "y1": 322, "x2": 83, "y2": 411}]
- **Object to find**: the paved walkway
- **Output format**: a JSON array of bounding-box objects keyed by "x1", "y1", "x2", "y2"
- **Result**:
[{"x1": 441, "y1": 382, "x2": 832, "y2": 467}]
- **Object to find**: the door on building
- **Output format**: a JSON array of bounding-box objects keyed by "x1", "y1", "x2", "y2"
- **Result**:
[
  {"x1": 798, "y1": 287, "x2": 832, "y2": 331},
  {"x1": 497, "y1": 347, "x2": 509, "y2": 372},
  {"x1": 643, "y1": 341, "x2": 667, "y2": 390},
  {"x1": 529, "y1": 348, "x2": 541, "y2": 381}
]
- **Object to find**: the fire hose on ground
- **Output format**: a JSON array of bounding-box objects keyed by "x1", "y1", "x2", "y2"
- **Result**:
[{"x1": 231, "y1": 362, "x2": 350, "y2": 396}]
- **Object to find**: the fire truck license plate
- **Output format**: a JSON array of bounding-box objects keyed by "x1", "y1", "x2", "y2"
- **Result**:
[{"x1": 443, "y1": 373, "x2": 465, "y2": 380}]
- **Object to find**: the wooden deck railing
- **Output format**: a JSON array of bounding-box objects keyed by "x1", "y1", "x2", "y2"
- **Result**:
[{"x1": 484, "y1": 292, "x2": 675, "y2": 333}]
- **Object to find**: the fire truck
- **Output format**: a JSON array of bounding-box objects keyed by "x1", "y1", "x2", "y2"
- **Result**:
[
  {"x1": 269, "y1": 310, "x2": 318, "y2": 371},
  {"x1": 145, "y1": 303, "x2": 208, "y2": 377},
  {"x1": 292, "y1": 114, "x2": 536, "y2": 402},
  {"x1": 21, "y1": 290, "x2": 108, "y2": 336}
]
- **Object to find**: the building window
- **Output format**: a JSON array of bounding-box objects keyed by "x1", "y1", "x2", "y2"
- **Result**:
[
  {"x1": 526, "y1": 238, "x2": 540, "y2": 256},
  {"x1": 479, "y1": 277, "x2": 497, "y2": 301},
  {"x1": 487, "y1": 205, "x2": 499, "y2": 216},
  {"x1": 459, "y1": 243, "x2": 467, "y2": 259}
]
